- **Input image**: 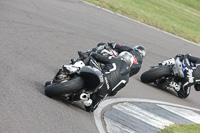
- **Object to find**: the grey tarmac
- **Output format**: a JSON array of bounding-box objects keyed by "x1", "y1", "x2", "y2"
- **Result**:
[{"x1": 0, "y1": 0, "x2": 200, "y2": 133}]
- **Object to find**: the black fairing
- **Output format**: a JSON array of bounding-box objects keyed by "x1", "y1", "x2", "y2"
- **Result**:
[{"x1": 80, "y1": 66, "x2": 104, "y2": 91}]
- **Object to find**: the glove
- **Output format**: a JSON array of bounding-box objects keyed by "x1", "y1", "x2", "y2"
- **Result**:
[
  {"x1": 95, "y1": 42, "x2": 107, "y2": 52},
  {"x1": 89, "y1": 51, "x2": 96, "y2": 56},
  {"x1": 97, "y1": 42, "x2": 107, "y2": 47},
  {"x1": 175, "y1": 54, "x2": 184, "y2": 61},
  {"x1": 108, "y1": 42, "x2": 117, "y2": 48},
  {"x1": 92, "y1": 48, "x2": 97, "y2": 52}
]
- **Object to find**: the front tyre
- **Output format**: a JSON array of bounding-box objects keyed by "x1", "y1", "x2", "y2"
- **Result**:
[
  {"x1": 141, "y1": 66, "x2": 171, "y2": 83},
  {"x1": 45, "y1": 77, "x2": 84, "y2": 97}
]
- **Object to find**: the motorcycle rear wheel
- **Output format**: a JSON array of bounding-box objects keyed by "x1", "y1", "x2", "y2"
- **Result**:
[
  {"x1": 45, "y1": 77, "x2": 84, "y2": 97},
  {"x1": 140, "y1": 66, "x2": 171, "y2": 83}
]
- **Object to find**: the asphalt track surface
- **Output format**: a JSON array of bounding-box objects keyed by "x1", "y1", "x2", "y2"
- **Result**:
[{"x1": 0, "y1": 0, "x2": 200, "y2": 133}]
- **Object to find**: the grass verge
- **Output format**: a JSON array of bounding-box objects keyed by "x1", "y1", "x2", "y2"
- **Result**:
[
  {"x1": 159, "y1": 123, "x2": 200, "y2": 133},
  {"x1": 84, "y1": 0, "x2": 200, "y2": 44}
]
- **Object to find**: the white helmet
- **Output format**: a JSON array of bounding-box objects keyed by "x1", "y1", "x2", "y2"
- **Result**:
[
  {"x1": 133, "y1": 45, "x2": 146, "y2": 59},
  {"x1": 118, "y1": 51, "x2": 134, "y2": 67}
]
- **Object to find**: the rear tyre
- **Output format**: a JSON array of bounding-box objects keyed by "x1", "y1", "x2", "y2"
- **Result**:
[
  {"x1": 45, "y1": 77, "x2": 84, "y2": 97},
  {"x1": 141, "y1": 66, "x2": 171, "y2": 83}
]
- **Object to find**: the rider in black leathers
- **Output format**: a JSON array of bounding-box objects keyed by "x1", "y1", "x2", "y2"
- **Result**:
[
  {"x1": 67, "y1": 42, "x2": 146, "y2": 112},
  {"x1": 82, "y1": 51, "x2": 132, "y2": 112}
]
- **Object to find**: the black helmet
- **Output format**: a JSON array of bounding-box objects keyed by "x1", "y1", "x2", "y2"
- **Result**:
[
  {"x1": 118, "y1": 51, "x2": 134, "y2": 67},
  {"x1": 133, "y1": 45, "x2": 146, "y2": 59}
]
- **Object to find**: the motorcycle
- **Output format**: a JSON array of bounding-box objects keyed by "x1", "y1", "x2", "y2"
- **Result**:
[
  {"x1": 140, "y1": 57, "x2": 192, "y2": 98},
  {"x1": 45, "y1": 45, "x2": 118, "y2": 106}
]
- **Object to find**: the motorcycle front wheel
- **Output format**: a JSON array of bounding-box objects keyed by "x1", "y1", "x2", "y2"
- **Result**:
[{"x1": 45, "y1": 77, "x2": 84, "y2": 97}]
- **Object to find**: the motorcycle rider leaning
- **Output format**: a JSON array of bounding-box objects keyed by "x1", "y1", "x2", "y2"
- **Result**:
[
  {"x1": 81, "y1": 51, "x2": 133, "y2": 112},
  {"x1": 64, "y1": 42, "x2": 147, "y2": 112},
  {"x1": 160, "y1": 54, "x2": 200, "y2": 98},
  {"x1": 98, "y1": 42, "x2": 146, "y2": 77},
  {"x1": 64, "y1": 50, "x2": 134, "y2": 112}
]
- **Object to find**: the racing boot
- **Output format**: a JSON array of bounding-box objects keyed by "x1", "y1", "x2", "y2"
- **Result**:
[
  {"x1": 82, "y1": 99, "x2": 93, "y2": 107},
  {"x1": 78, "y1": 51, "x2": 89, "y2": 59},
  {"x1": 82, "y1": 93, "x2": 94, "y2": 112},
  {"x1": 63, "y1": 60, "x2": 85, "y2": 74},
  {"x1": 80, "y1": 93, "x2": 92, "y2": 106},
  {"x1": 84, "y1": 104, "x2": 94, "y2": 112},
  {"x1": 72, "y1": 92, "x2": 93, "y2": 107}
]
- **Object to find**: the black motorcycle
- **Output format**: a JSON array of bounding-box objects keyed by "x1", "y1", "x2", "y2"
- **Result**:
[{"x1": 45, "y1": 45, "x2": 117, "y2": 105}]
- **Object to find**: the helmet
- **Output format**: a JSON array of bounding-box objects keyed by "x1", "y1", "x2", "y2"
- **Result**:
[
  {"x1": 118, "y1": 51, "x2": 134, "y2": 67},
  {"x1": 133, "y1": 45, "x2": 146, "y2": 59}
]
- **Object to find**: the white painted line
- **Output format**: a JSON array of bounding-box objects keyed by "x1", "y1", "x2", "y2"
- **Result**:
[
  {"x1": 93, "y1": 98, "x2": 200, "y2": 133},
  {"x1": 104, "y1": 117, "x2": 136, "y2": 133},
  {"x1": 81, "y1": 1, "x2": 199, "y2": 47},
  {"x1": 114, "y1": 103, "x2": 174, "y2": 129},
  {"x1": 158, "y1": 104, "x2": 200, "y2": 124}
]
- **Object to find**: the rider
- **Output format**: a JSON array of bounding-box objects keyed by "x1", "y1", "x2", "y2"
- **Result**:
[
  {"x1": 92, "y1": 42, "x2": 147, "y2": 77},
  {"x1": 64, "y1": 42, "x2": 146, "y2": 111},
  {"x1": 82, "y1": 51, "x2": 133, "y2": 112},
  {"x1": 68, "y1": 42, "x2": 146, "y2": 77},
  {"x1": 160, "y1": 54, "x2": 200, "y2": 98},
  {"x1": 64, "y1": 50, "x2": 134, "y2": 112}
]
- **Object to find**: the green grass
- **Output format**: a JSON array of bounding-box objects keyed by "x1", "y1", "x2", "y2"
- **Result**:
[
  {"x1": 159, "y1": 123, "x2": 200, "y2": 133},
  {"x1": 85, "y1": 0, "x2": 200, "y2": 44}
]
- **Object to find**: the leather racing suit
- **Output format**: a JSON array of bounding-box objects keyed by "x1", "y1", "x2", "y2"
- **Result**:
[{"x1": 84, "y1": 52, "x2": 130, "y2": 112}]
